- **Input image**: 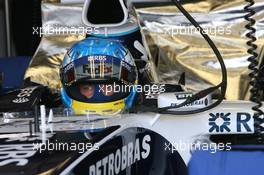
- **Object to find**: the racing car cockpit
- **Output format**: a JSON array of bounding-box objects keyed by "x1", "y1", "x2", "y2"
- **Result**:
[{"x1": 0, "y1": 0, "x2": 264, "y2": 175}]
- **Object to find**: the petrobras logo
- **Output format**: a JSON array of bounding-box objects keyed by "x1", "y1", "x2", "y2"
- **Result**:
[
  {"x1": 88, "y1": 55, "x2": 107, "y2": 61},
  {"x1": 208, "y1": 112, "x2": 254, "y2": 134},
  {"x1": 89, "y1": 135, "x2": 151, "y2": 175}
]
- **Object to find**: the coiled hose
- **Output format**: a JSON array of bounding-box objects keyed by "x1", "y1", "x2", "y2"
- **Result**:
[{"x1": 244, "y1": 0, "x2": 264, "y2": 143}]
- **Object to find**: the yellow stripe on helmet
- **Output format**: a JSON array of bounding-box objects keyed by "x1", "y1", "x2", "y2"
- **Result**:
[{"x1": 72, "y1": 98, "x2": 126, "y2": 115}]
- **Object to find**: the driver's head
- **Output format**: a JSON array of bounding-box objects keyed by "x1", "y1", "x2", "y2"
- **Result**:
[
  {"x1": 79, "y1": 84, "x2": 95, "y2": 99},
  {"x1": 60, "y1": 37, "x2": 138, "y2": 115},
  {"x1": 79, "y1": 84, "x2": 115, "y2": 98}
]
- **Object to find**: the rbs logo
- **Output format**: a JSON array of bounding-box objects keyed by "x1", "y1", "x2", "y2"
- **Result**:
[{"x1": 209, "y1": 112, "x2": 254, "y2": 134}]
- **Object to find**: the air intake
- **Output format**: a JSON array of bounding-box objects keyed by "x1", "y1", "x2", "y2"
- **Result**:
[{"x1": 82, "y1": 0, "x2": 128, "y2": 27}]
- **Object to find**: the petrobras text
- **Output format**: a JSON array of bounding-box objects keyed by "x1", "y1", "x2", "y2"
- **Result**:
[{"x1": 89, "y1": 135, "x2": 151, "y2": 175}]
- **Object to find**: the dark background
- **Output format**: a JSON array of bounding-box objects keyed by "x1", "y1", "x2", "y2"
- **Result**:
[{"x1": 0, "y1": 0, "x2": 42, "y2": 57}]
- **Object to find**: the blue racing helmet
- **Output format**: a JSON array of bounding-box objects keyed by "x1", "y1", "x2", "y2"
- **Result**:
[{"x1": 60, "y1": 37, "x2": 138, "y2": 115}]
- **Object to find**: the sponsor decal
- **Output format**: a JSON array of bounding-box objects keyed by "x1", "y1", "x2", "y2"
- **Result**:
[
  {"x1": 0, "y1": 144, "x2": 38, "y2": 166},
  {"x1": 64, "y1": 62, "x2": 74, "y2": 73},
  {"x1": 12, "y1": 97, "x2": 29, "y2": 104},
  {"x1": 175, "y1": 93, "x2": 192, "y2": 100},
  {"x1": 121, "y1": 61, "x2": 132, "y2": 72},
  {"x1": 173, "y1": 92, "x2": 209, "y2": 107},
  {"x1": 209, "y1": 112, "x2": 253, "y2": 133},
  {"x1": 89, "y1": 134, "x2": 151, "y2": 175},
  {"x1": 0, "y1": 133, "x2": 54, "y2": 166},
  {"x1": 88, "y1": 55, "x2": 107, "y2": 61},
  {"x1": 82, "y1": 64, "x2": 112, "y2": 75},
  {"x1": 12, "y1": 87, "x2": 38, "y2": 104},
  {"x1": 209, "y1": 113, "x2": 231, "y2": 132}
]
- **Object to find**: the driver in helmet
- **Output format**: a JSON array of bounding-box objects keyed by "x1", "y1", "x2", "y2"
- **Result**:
[{"x1": 60, "y1": 37, "x2": 138, "y2": 115}]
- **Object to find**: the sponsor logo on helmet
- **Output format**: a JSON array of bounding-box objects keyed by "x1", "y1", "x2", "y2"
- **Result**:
[
  {"x1": 121, "y1": 61, "x2": 132, "y2": 72},
  {"x1": 88, "y1": 55, "x2": 107, "y2": 61},
  {"x1": 82, "y1": 65, "x2": 112, "y2": 75},
  {"x1": 64, "y1": 62, "x2": 74, "y2": 73}
]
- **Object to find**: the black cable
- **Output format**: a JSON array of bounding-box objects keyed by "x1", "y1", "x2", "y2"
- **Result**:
[
  {"x1": 244, "y1": 0, "x2": 264, "y2": 143},
  {"x1": 157, "y1": 0, "x2": 227, "y2": 115}
]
